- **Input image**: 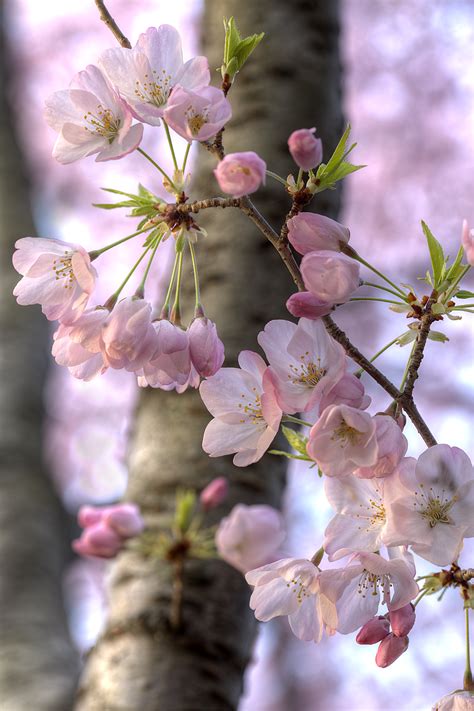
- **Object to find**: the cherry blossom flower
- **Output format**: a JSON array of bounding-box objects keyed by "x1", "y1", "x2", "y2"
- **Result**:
[
  {"x1": 319, "y1": 551, "x2": 419, "y2": 634},
  {"x1": 200, "y1": 477, "x2": 228, "y2": 510},
  {"x1": 44, "y1": 65, "x2": 143, "y2": 163},
  {"x1": 101, "y1": 296, "x2": 158, "y2": 372},
  {"x1": 137, "y1": 319, "x2": 199, "y2": 391},
  {"x1": 245, "y1": 558, "x2": 337, "y2": 642},
  {"x1": 323, "y1": 477, "x2": 390, "y2": 560},
  {"x1": 52, "y1": 308, "x2": 109, "y2": 380},
  {"x1": 287, "y1": 213, "x2": 350, "y2": 255},
  {"x1": 307, "y1": 405, "x2": 378, "y2": 477},
  {"x1": 257, "y1": 318, "x2": 345, "y2": 414},
  {"x1": 432, "y1": 691, "x2": 474, "y2": 710},
  {"x1": 287, "y1": 128, "x2": 323, "y2": 171},
  {"x1": 188, "y1": 316, "x2": 225, "y2": 377},
  {"x1": 383, "y1": 445, "x2": 474, "y2": 566},
  {"x1": 200, "y1": 351, "x2": 282, "y2": 466},
  {"x1": 214, "y1": 151, "x2": 266, "y2": 198},
  {"x1": 461, "y1": 219, "x2": 474, "y2": 266},
  {"x1": 12, "y1": 237, "x2": 97, "y2": 323},
  {"x1": 375, "y1": 632, "x2": 409, "y2": 667},
  {"x1": 301, "y1": 250, "x2": 360, "y2": 304},
  {"x1": 319, "y1": 371, "x2": 370, "y2": 412},
  {"x1": 99, "y1": 25, "x2": 210, "y2": 125},
  {"x1": 355, "y1": 414, "x2": 408, "y2": 479},
  {"x1": 286, "y1": 291, "x2": 333, "y2": 320},
  {"x1": 216, "y1": 504, "x2": 285, "y2": 572},
  {"x1": 164, "y1": 85, "x2": 232, "y2": 142}
]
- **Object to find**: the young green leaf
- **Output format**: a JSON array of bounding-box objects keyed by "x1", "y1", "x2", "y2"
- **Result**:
[
  {"x1": 421, "y1": 221, "x2": 446, "y2": 288},
  {"x1": 281, "y1": 425, "x2": 309, "y2": 455},
  {"x1": 456, "y1": 289, "x2": 474, "y2": 299}
]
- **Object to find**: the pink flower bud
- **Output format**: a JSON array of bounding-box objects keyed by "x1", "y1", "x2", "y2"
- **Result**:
[
  {"x1": 319, "y1": 372, "x2": 370, "y2": 411},
  {"x1": 72, "y1": 522, "x2": 123, "y2": 559},
  {"x1": 288, "y1": 128, "x2": 323, "y2": 171},
  {"x1": 301, "y1": 250, "x2": 360, "y2": 304},
  {"x1": 375, "y1": 633, "x2": 409, "y2": 668},
  {"x1": 288, "y1": 213, "x2": 350, "y2": 255},
  {"x1": 200, "y1": 477, "x2": 228, "y2": 510},
  {"x1": 286, "y1": 291, "x2": 333, "y2": 319},
  {"x1": 77, "y1": 505, "x2": 107, "y2": 528},
  {"x1": 356, "y1": 616, "x2": 390, "y2": 645},
  {"x1": 461, "y1": 219, "x2": 474, "y2": 266},
  {"x1": 389, "y1": 603, "x2": 416, "y2": 637},
  {"x1": 104, "y1": 504, "x2": 145, "y2": 539},
  {"x1": 214, "y1": 151, "x2": 266, "y2": 198},
  {"x1": 188, "y1": 317, "x2": 225, "y2": 377}
]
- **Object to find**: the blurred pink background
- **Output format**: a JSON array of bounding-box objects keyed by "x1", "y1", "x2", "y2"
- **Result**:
[{"x1": 5, "y1": 0, "x2": 474, "y2": 708}]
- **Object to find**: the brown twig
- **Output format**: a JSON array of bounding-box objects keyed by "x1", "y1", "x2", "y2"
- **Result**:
[
  {"x1": 170, "y1": 557, "x2": 184, "y2": 631},
  {"x1": 94, "y1": 0, "x2": 131, "y2": 48},
  {"x1": 401, "y1": 296, "x2": 437, "y2": 403}
]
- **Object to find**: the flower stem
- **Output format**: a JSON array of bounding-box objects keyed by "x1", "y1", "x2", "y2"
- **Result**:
[
  {"x1": 349, "y1": 296, "x2": 407, "y2": 306},
  {"x1": 161, "y1": 252, "x2": 180, "y2": 317},
  {"x1": 413, "y1": 588, "x2": 430, "y2": 608},
  {"x1": 282, "y1": 414, "x2": 313, "y2": 428},
  {"x1": 162, "y1": 119, "x2": 179, "y2": 172},
  {"x1": 135, "y1": 233, "x2": 164, "y2": 298},
  {"x1": 137, "y1": 147, "x2": 177, "y2": 191},
  {"x1": 89, "y1": 227, "x2": 150, "y2": 260},
  {"x1": 170, "y1": 251, "x2": 184, "y2": 325},
  {"x1": 445, "y1": 264, "x2": 471, "y2": 302},
  {"x1": 188, "y1": 239, "x2": 201, "y2": 313},
  {"x1": 465, "y1": 607, "x2": 474, "y2": 692},
  {"x1": 362, "y1": 280, "x2": 408, "y2": 301},
  {"x1": 182, "y1": 143, "x2": 191, "y2": 173},
  {"x1": 266, "y1": 170, "x2": 288, "y2": 187},
  {"x1": 355, "y1": 332, "x2": 406, "y2": 377},
  {"x1": 354, "y1": 254, "x2": 406, "y2": 297},
  {"x1": 106, "y1": 245, "x2": 152, "y2": 308}
]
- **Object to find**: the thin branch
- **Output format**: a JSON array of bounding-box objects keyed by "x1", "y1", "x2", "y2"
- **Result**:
[
  {"x1": 94, "y1": 0, "x2": 131, "y2": 48},
  {"x1": 401, "y1": 298, "x2": 437, "y2": 403}
]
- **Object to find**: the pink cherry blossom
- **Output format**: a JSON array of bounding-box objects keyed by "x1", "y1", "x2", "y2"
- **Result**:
[
  {"x1": 200, "y1": 351, "x2": 282, "y2": 466},
  {"x1": 214, "y1": 151, "x2": 266, "y2": 198},
  {"x1": 319, "y1": 371, "x2": 371, "y2": 412},
  {"x1": 375, "y1": 632, "x2": 409, "y2": 667},
  {"x1": 389, "y1": 603, "x2": 416, "y2": 637},
  {"x1": 355, "y1": 415, "x2": 408, "y2": 479},
  {"x1": 13, "y1": 237, "x2": 97, "y2": 323},
  {"x1": 99, "y1": 25, "x2": 210, "y2": 125},
  {"x1": 216, "y1": 504, "x2": 285, "y2": 572},
  {"x1": 245, "y1": 558, "x2": 337, "y2": 642},
  {"x1": 461, "y1": 219, "x2": 474, "y2": 266},
  {"x1": 307, "y1": 405, "x2": 378, "y2": 477},
  {"x1": 323, "y1": 477, "x2": 389, "y2": 560},
  {"x1": 164, "y1": 85, "x2": 232, "y2": 142},
  {"x1": 101, "y1": 297, "x2": 158, "y2": 372},
  {"x1": 200, "y1": 477, "x2": 228, "y2": 510},
  {"x1": 52, "y1": 307, "x2": 109, "y2": 380},
  {"x1": 137, "y1": 319, "x2": 198, "y2": 391},
  {"x1": 432, "y1": 691, "x2": 474, "y2": 710},
  {"x1": 44, "y1": 65, "x2": 143, "y2": 163},
  {"x1": 188, "y1": 316, "x2": 225, "y2": 377},
  {"x1": 285, "y1": 291, "x2": 333, "y2": 319},
  {"x1": 74, "y1": 503, "x2": 144, "y2": 559},
  {"x1": 301, "y1": 250, "x2": 360, "y2": 304},
  {"x1": 356, "y1": 616, "x2": 390, "y2": 645},
  {"x1": 72, "y1": 521, "x2": 123, "y2": 559},
  {"x1": 287, "y1": 128, "x2": 323, "y2": 171},
  {"x1": 287, "y1": 213, "x2": 350, "y2": 255},
  {"x1": 383, "y1": 445, "x2": 474, "y2": 566},
  {"x1": 319, "y1": 551, "x2": 419, "y2": 634},
  {"x1": 257, "y1": 318, "x2": 345, "y2": 414}
]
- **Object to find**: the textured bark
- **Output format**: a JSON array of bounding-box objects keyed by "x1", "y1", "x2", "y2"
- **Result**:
[
  {"x1": 0, "y1": 5, "x2": 79, "y2": 710},
  {"x1": 76, "y1": 2, "x2": 343, "y2": 709}
]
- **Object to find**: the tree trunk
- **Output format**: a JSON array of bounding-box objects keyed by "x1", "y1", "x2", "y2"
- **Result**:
[
  {"x1": 76, "y1": 1, "x2": 342, "y2": 709},
  {"x1": 0, "y1": 4, "x2": 78, "y2": 709}
]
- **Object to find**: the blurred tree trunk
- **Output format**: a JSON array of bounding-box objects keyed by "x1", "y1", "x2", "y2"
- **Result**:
[
  {"x1": 0, "y1": 4, "x2": 78, "y2": 710},
  {"x1": 76, "y1": 1, "x2": 342, "y2": 709}
]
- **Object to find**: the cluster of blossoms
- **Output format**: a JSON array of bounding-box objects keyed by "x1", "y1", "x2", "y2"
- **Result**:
[{"x1": 11, "y1": 17, "x2": 474, "y2": 705}]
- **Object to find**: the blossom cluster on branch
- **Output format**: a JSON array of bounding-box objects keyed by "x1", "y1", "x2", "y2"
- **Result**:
[{"x1": 11, "y1": 14, "x2": 474, "y2": 708}]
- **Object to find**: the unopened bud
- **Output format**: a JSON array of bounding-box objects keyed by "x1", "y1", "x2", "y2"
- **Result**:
[
  {"x1": 389, "y1": 604, "x2": 416, "y2": 637},
  {"x1": 200, "y1": 477, "x2": 228, "y2": 510},
  {"x1": 375, "y1": 633, "x2": 409, "y2": 668},
  {"x1": 356, "y1": 616, "x2": 390, "y2": 645}
]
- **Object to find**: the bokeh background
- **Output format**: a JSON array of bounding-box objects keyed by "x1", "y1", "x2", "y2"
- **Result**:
[{"x1": 3, "y1": 0, "x2": 474, "y2": 708}]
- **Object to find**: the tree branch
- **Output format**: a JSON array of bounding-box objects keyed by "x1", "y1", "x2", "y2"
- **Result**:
[
  {"x1": 94, "y1": 0, "x2": 131, "y2": 48},
  {"x1": 401, "y1": 298, "x2": 437, "y2": 403}
]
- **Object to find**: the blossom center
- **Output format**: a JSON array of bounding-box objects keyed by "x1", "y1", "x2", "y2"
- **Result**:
[
  {"x1": 237, "y1": 388, "x2": 264, "y2": 425},
  {"x1": 332, "y1": 422, "x2": 360, "y2": 446},
  {"x1": 134, "y1": 70, "x2": 172, "y2": 108},
  {"x1": 286, "y1": 576, "x2": 312, "y2": 604},
  {"x1": 52, "y1": 251, "x2": 75, "y2": 290},
  {"x1": 84, "y1": 105, "x2": 121, "y2": 142},
  {"x1": 357, "y1": 570, "x2": 391, "y2": 599},
  {"x1": 288, "y1": 352, "x2": 326, "y2": 388},
  {"x1": 186, "y1": 110, "x2": 208, "y2": 136},
  {"x1": 413, "y1": 484, "x2": 457, "y2": 528}
]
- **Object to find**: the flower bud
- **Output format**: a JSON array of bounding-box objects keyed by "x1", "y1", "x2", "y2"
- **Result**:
[
  {"x1": 375, "y1": 633, "x2": 409, "y2": 668},
  {"x1": 356, "y1": 616, "x2": 390, "y2": 645},
  {"x1": 104, "y1": 503, "x2": 145, "y2": 539},
  {"x1": 461, "y1": 219, "x2": 474, "y2": 266},
  {"x1": 286, "y1": 291, "x2": 332, "y2": 319},
  {"x1": 77, "y1": 505, "x2": 105, "y2": 528},
  {"x1": 214, "y1": 151, "x2": 266, "y2": 198},
  {"x1": 200, "y1": 477, "x2": 228, "y2": 510},
  {"x1": 288, "y1": 213, "x2": 350, "y2": 255},
  {"x1": 389, "y1": 604, "x2": 416, "y2": 638},
  {"x1": 301, "y1": 250, "x2": 360, "y2": 304},
  {"x1": 72, "y1": 522, "x2": 123, "y2": 559},
  {"x1": 188, "y1": 317, "x2": 225, "y2": 377},
  {"x1": 288, "y1": 127, "x2": 323, "y2": 171}
]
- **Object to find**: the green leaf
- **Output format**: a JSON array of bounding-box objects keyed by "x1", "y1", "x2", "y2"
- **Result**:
[
  {"x1": 233, "y1": 33, "x2": 265, "y2": 71},
  {"x1": 92, "y1": 201, "x2": 135, "y2": 210},
  {"x1": 313, "y1": 125, "x2": 365, "y2": 192},
  {"x1": 175, "y1": 489, "x2": 196, "y2": 535},
  {"x1": 455, "y1": 289, "x2": 474, "y2": 299},
  {"x1": 421, "y1": 221, "x2": 446, "y2": 288},
  {"x1": 222, "y1": 16, "x2": 264, "y2": 78},
  {"x1": 281, "y1": 425, "x2": 309, "y2": 455},
  {"x1": 100, "y1": 187, "x2": 140, "y2": 199},
  {"x1": 445, "y1": 245, "x2": 465, "y2": 281},
  {"x1": 268, "y1": 449, "x2": 313, "y2": 462},
  {"x1": 427, "y1": 330, "x2": 449, "y2": 343},
  {"x1": 223, "y1": 17, "x2": 241, "y2": 65}
]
